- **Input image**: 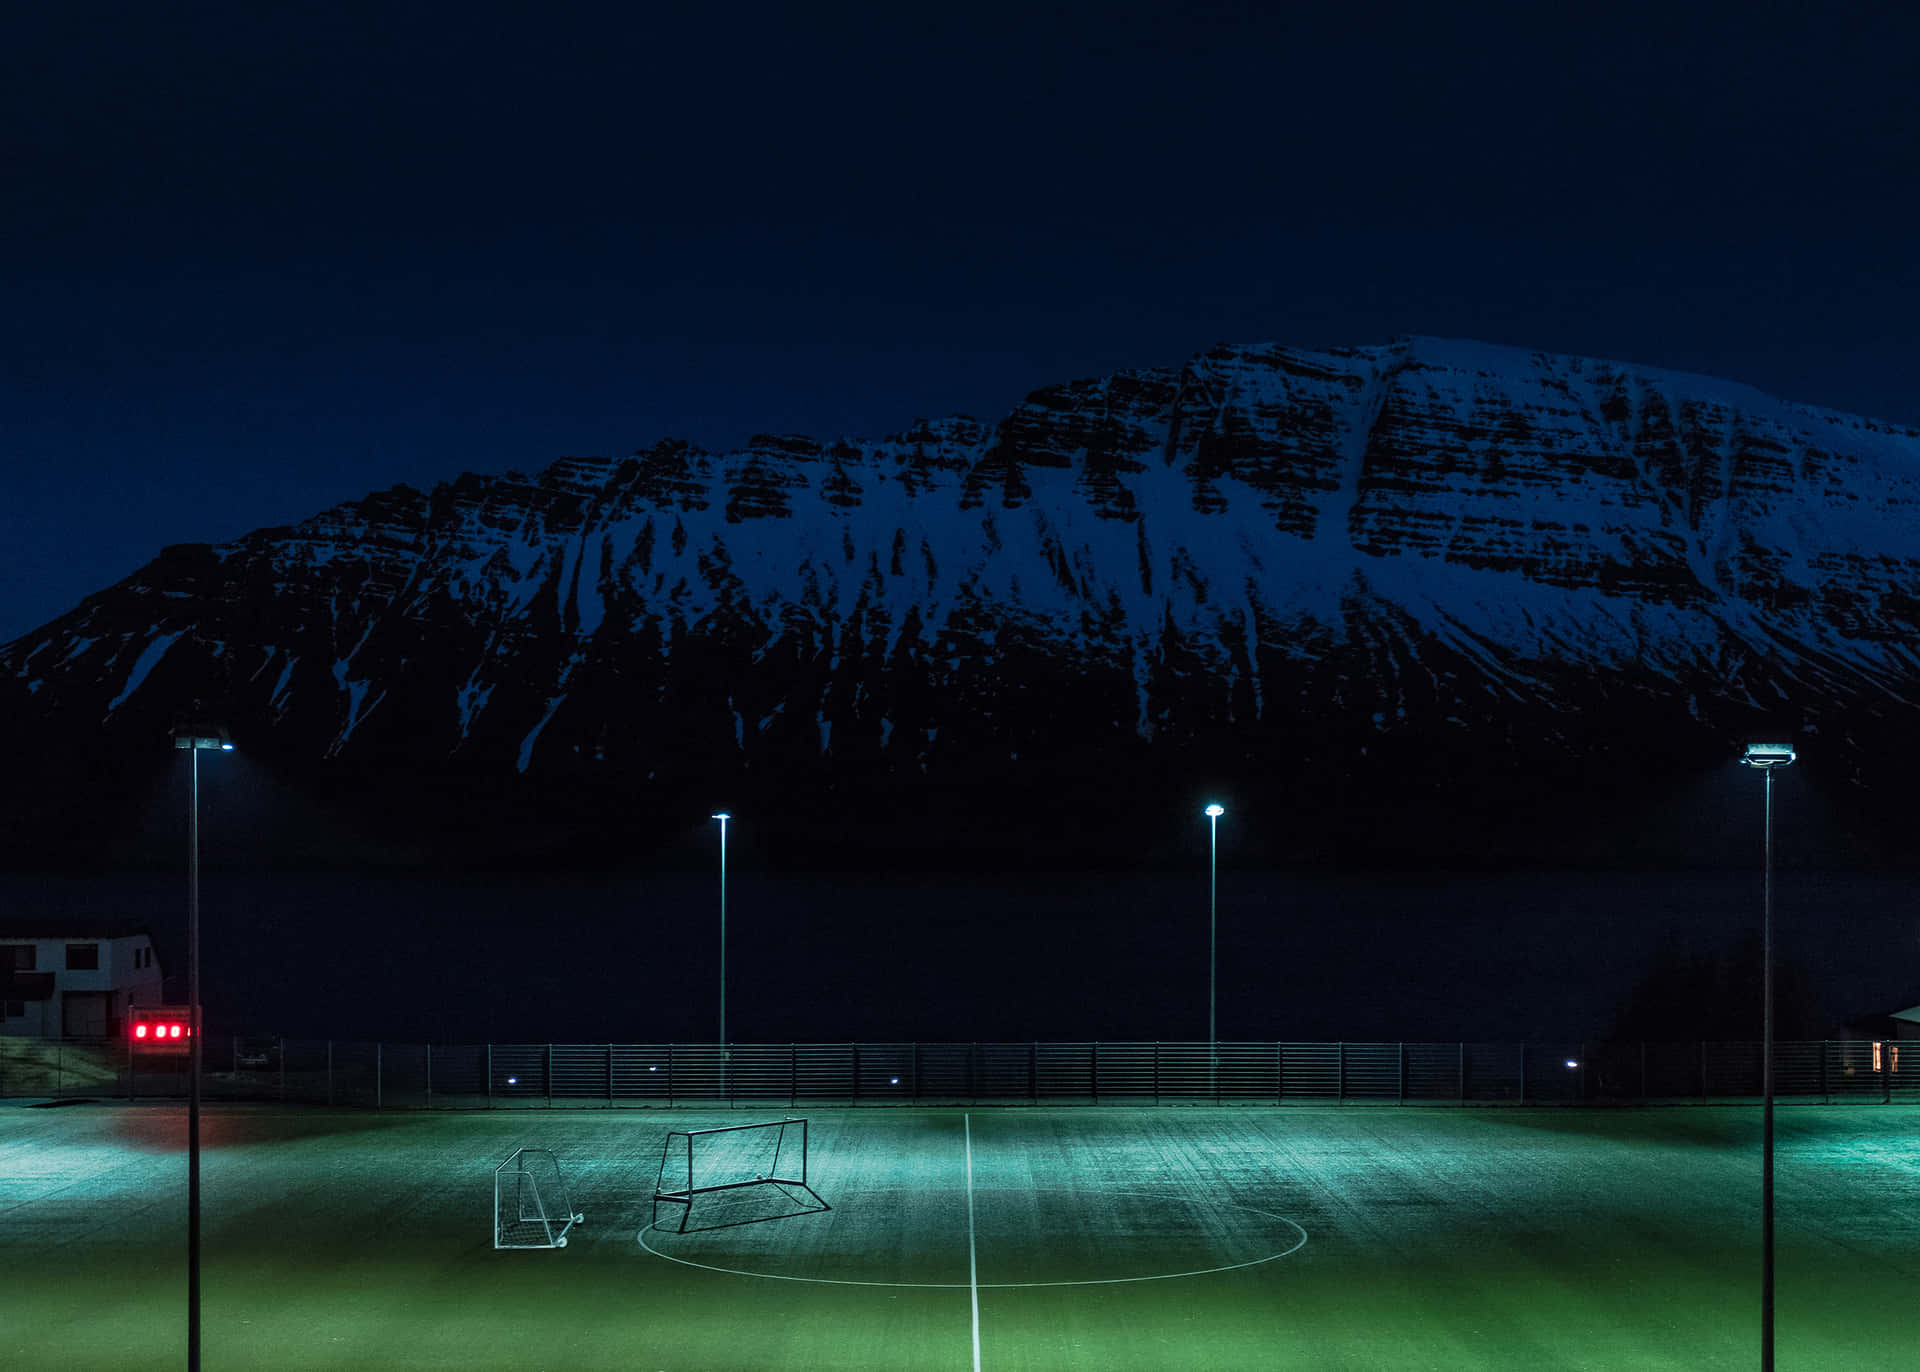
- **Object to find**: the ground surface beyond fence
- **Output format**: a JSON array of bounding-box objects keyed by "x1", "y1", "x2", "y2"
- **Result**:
[{"x1": 4, "y1": 1038, "x2": 1914, "y2": 1106}]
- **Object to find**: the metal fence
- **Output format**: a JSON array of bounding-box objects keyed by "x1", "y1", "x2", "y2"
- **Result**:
[{"x1": 3, "y1": 1038, "x2": 1915, "y2": 1107}]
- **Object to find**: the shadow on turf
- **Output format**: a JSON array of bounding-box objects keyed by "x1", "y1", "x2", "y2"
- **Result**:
[
  {"x1": 1462, "y1": 1104, "x2": 1772, "y2": 1149},
  {"x1": 105, "y1": 1101, "x2": 432, "y2": 1153},
  {"x1": 652, "y1": 1180, "x2": 831, "y2": 1235}
]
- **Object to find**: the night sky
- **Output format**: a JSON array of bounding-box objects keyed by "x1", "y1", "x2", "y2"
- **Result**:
[{"x1": 4, "y1": 1, "x2": 1916, "y2": 646}]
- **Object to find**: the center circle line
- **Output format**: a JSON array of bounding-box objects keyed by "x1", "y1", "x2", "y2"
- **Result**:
[{"x1": 635, "y1": 1186, "x2": 1309, "y2": 1289}]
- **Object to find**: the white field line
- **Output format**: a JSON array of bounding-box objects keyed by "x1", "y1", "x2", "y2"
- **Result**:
[
  {"x1": 633, "y1": 1190, "x2": 1307, "y2": 1289},
  {"x1": 966, "y1": 1113, "x2": 981, "y2": 1372}
]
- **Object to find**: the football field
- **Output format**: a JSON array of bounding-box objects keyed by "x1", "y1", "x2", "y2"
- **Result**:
[{"x1": 2, "y1": 1101, "x2": 1915, "y2": 1370}]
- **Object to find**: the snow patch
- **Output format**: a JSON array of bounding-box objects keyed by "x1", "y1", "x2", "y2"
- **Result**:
[
  {"x1": 517, "y1": 694, "x2": 567, "y2": 773},
  {"x1": 106, "y1": 630, "x2": 184, "y2": 714}
]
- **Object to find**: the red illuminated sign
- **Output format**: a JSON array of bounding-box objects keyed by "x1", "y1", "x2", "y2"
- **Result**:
[{"x1": 129, "y1": 1007, "x2": 194, "y2": 1052}]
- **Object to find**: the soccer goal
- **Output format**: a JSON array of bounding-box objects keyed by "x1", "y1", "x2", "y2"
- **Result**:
[
  {"x1": 651, "y1": 1117, "x2": 829, "y2": 1233},
  {"x1": 494, "y1": 1147, "x2": 584, "y2": 1249}
]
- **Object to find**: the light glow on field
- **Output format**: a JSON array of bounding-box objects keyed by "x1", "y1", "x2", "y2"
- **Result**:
[{"x1": 7, "y1": 1103, "x2": 1918, "y2": 1370}]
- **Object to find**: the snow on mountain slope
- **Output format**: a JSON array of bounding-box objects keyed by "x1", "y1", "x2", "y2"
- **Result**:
[{"x1": 6, "y1": 336, "x2": 1920, "y2": 861}]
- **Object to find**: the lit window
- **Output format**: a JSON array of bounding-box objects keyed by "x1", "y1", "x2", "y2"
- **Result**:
[{"x1": 1872, "y1": 1041, "x2": 1883, "y2": 1072}]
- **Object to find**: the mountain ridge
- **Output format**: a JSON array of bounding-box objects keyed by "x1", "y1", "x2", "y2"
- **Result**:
[{"x1": 5, "y1": 335, "x2": 1918, "y2": 869}]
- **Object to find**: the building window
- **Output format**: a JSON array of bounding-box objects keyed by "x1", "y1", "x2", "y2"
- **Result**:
[
  {"x1": 2, "y1": 945, "x2": 34, "y2": 970},
  {"x1": 65, "y1": 943, "x2": 100, "y2": 971},
  {"x1": 2, "y1": 1000, "x2": 22, "y2": 1018}
]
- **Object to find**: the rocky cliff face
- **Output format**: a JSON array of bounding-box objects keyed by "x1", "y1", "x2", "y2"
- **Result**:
[{"x1": 7, "y1": 336, "x2": 1919, "y2": 867}]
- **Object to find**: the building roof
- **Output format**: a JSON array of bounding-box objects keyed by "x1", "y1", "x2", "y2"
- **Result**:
[
  {"x1": 0, "y1": 918, "x2": 154, "y2": 941},
  {"x1": 1891, "y1": 1005, "x2": 1920, "y2": 1025}
]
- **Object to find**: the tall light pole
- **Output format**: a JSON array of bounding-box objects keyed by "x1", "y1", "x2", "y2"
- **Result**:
[
  {"x1": 172, "y1": 722, "x2": 231, "y2": 1372},
  {"x1": 1741, "y1": 741, "x2": 1794, "y2": 1372},
  {"x1": 1204, "y1": 804, "x2": 1224, "y2": 1091},
  {"x1": 712, "y1": 813, "x2": 729, "y2": 1051}
]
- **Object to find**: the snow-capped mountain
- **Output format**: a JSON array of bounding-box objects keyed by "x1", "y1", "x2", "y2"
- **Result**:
[{"x1": 7, "y1": 336, "x2": 1920, "y2": 867}]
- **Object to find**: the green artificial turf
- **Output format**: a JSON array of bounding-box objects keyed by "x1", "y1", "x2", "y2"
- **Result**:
[{"x1": 1, "y1": 1102, "x2": 1914, "y2": 1369}]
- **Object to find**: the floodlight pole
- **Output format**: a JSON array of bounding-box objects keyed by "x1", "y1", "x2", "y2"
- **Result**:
[
  {"x1": 1205, "y1": 804, "x2": 1224, "y2": 1095},
  {"x1": 187, "y1": 745, "x2": 202, "y2": 1372},
  {"x1": 713, "y1": 813, "x2": 729, "y2": 1052},
  {"x1": 1741, "y1": 742, "x2": 1793, "y2": 1372},
  {"x1": 171, "y1": 724, "x2": 229, "y2": 1372},
  {"x1": 1760, "y1": 759, "x2": 1777, "y2": 1372}
]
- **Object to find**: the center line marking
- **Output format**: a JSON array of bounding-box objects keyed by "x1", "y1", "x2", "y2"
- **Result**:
[{"x1": 965, "y1": 1113, "x2": 981, "y2": 1372}]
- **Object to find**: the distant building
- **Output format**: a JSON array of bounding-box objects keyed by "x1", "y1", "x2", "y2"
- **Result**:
[
  {"x1": 0, "y1": 919, "x2": 164, "y2": 1040},
  {"x1": 1839, "y1": 1001, "x2": 1920, "y2": 1050}
]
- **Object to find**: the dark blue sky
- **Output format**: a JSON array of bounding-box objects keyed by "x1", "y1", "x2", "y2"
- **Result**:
[{"x1": 4, "y1": 0, "x2": 1915, "y2": 645}]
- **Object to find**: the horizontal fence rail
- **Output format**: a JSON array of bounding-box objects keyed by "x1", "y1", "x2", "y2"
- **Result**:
[{"x1": 2, "y1": 1039, "x2": 1916, "y2": 1108}]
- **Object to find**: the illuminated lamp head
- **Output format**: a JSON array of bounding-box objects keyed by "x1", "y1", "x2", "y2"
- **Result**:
[{"x1": 1741, "y1": 742, "x2": 1796, "y2": 769}]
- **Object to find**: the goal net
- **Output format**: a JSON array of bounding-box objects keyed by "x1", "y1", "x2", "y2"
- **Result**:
[
  {"x1": 494, "y1": 1147, "x2": 584, "y2": 1249},
  {"x1": 652, "y1": 1118, "x2": 828, "y2": 1233}
]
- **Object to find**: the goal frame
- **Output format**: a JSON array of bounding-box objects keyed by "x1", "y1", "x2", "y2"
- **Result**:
[
  {"x1": 493, "y1": 1147, "x2": 584, "y2": 1249},
  {"x1": 651, "y1": 1117, "x2": 829, "y2": 1233}
]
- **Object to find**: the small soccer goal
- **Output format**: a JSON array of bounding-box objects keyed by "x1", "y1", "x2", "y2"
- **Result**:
[
  {"x1": 651, "y1": 1117, "x2": 829, "y2": 1233},
  {"x1": 494, "y1": 1147, "x2": 584, "y2": 1249}
]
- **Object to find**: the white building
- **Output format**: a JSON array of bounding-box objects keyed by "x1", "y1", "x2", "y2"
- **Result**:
[{"x1": 0, "y1": 919, "x2": 165, "y2": 1040}]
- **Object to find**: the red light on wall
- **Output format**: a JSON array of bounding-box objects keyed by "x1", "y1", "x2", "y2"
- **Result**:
[
  {"x1": 169, "y1": 1024, "x2": 182, "y2": 1039},
  {"x1": 135, "y1": 1025, "x2": 149, "y2": 1039}
]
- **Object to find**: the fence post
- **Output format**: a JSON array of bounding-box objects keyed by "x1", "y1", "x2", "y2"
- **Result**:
[
  {"x1": 375, "y1": 1043, "x2": 383, "y2": 1110},
  {"x1": 1518, "y1": 1043, "x2": 1526, "y2": 1103},
  {"x1": 1700, "y1": 1041, "x2": 1709, "y2": 1097},
  {"x1": 327, "y1": 1041, "x2": 334, "y2": 1106},
  {"x1": 1030, "y1": 1042, "x2": 1038, "y2": 1103},
  {"x1": 791, "y1": 1043, "x2": 797, "y2": 1109},
  {"x1": 1337, "y1": 1042, "x2": 1346, "y2": 1103},
  {"x1": 607, "y1": 1043, "x2": 614, "y2": 1109},
  {"x1": 1398, "y1": 1042, "x2": 1406, "y2": 1104},
  {"x1": 1819, "y1": 1040, "x2": 1828, "y2": 1104},
  {"x1": 1885, "y1": 1043, "x2": 1893, "y2": 1105},
  {"x1": 1153, "y1": 1042, "x2": 1161, "y2": 1106},
  {"x1": 126, "y1": 1029, "x2": 134, "y2": 1102},
  {"x1": 426, "y1": 1043, "x2": 433, "y2": 1107},
  {"x1": 1459, "y1": 1041, "x2": 1466, "y2": 1104},
  {"x1": 852, "y1": 1044, "x2": 860, "y2": 1106},
  {"x1": 913, "y1": 1042, "x2": 921, "y2": 1103},
  {"x1": 1640, "y1": 1042, "x2": 1648, "y2": 1103},
  {"x1": 546, "y1": 1044, "x2": 553, "y2": 1108},
  {"x1": 1092, "y1": 1042, "x2": 1099, "y2": 1105},
  {"x1": 486, "y1": 1044, "x2": 493, "y2": 1109}
]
